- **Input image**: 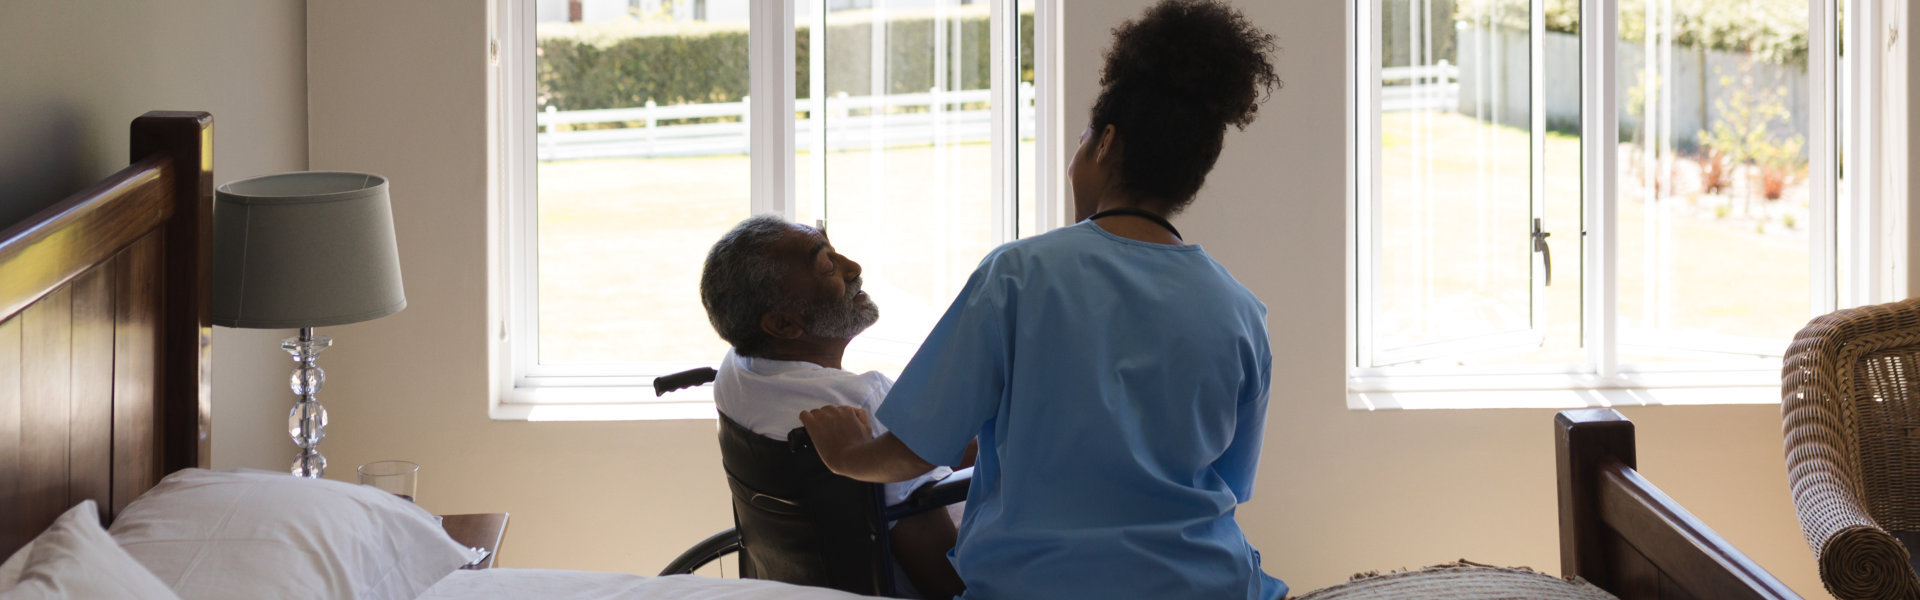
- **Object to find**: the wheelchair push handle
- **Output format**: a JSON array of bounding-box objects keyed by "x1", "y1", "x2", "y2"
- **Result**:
[{"x1": 654, "y1": 367, "x2": 719, "y2": 397}]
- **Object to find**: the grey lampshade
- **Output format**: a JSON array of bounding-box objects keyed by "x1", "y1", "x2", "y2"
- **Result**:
[{"x1": 212, "y1": 172, "x2": 406, "y2": 329}]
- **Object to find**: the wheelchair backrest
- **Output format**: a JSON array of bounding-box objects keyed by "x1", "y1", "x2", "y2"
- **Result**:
[{"x1": 716, "y1": 412, "x2": 896, "y2": 595}]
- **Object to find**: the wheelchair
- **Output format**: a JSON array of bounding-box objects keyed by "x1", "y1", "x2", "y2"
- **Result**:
[{"x1": 653, "y1": 367, "x2": 973, "y2": 597}]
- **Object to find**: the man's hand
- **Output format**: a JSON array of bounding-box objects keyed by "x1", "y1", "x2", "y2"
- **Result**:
[{"x1": 799, "y1": 405, "x2": 875, "y2": 473}]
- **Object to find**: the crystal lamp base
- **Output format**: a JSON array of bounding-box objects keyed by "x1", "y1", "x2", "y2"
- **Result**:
[{"x1": 283, "y1": 328, "x2": 332, "y2": 478}]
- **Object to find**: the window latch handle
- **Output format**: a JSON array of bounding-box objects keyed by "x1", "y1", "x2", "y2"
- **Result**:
[{"x1": 1532, "y1": 217, "x2": 1552, "y2": 287}]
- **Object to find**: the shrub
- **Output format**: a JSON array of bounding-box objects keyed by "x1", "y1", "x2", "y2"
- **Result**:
[
  {"x1": 536, "y1": 12, "x2": 1035, "y2": 112},
  {"x1": 1760, "y1": 163, "x2": 1793, "y2": 200},
  {"x1": 1698, "y1": 148, "x2": 1730, "y2": 194},
  {"x1": 537, "y1": 27, "x2": 749, "y2": 110},
  {"x1": 1380, "y1": 0, "x2": 1461, "y2": 68}
]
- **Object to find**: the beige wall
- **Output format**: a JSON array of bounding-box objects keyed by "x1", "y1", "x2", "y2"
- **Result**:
[
  {"x1": 292, "y1": 1, "x2": 1858, "y2": 597},
  {"x1": 0, "y1": 1, "x2": 307, "y2": 480}
]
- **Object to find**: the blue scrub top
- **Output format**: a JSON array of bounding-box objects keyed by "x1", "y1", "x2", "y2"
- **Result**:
[{"x1": 876, "y1": 221, "x2": 1285, "y2": 600}]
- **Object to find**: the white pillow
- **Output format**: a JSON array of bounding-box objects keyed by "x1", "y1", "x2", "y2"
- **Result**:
[
  {"x1": 107, "y1": 469, "x2": 481, "y2": 600},
  {"x1": 0, "y1": 540, "x2": 31, "y2": 589},
  {"x1": 0, "y1": 500, "x2": 181, "y2": 599}
]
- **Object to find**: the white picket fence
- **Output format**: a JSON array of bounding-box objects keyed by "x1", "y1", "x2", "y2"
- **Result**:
[
  {"x1": 538, "y1": 82, "x2": 1036, "y2": 161},
  {"x1": 1381, "y1": 60, "x2": 1459, "y2": 113}
]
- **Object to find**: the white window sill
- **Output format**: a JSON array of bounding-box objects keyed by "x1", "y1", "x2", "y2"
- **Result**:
[
  {"x1": 495, "y1": 379, "x2": 1783, "y2": 419},
  {"x1": 1347, "y1": 365, "x2": 1784, "y2": 410},
  {"x1": 492, "y1": 385, "x2": 716, "y2": 422},
  {"x1": 1348, "y1": 385, "x2": 1780, "y2": 411}
]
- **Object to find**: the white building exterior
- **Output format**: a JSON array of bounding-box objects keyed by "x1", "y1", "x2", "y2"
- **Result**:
[{"x1": 535, "y1": 0, "x2": 979, "y2": 25}]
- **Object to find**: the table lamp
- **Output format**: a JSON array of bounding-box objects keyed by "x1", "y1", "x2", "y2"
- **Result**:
[{"x1": 211, "y1": 172, "x2": 406, "y2": 478}]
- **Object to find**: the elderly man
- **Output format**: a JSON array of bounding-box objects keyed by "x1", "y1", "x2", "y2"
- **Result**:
[{"x1": 698, "y1": 214, "x2": 962, "y2": 598}]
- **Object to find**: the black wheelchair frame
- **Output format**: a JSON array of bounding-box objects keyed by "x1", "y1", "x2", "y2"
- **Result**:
[{"x1": 653, "y1": 367, "x2": 971, "y2": 596}]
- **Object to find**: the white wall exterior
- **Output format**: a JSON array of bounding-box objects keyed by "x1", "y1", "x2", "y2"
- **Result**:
[
  {"x1": 537, "y1": 0, "x2": 571, "y2": 23},
  {"x1": 1454, "y1": 27, "x2": 1811, "y2": 151}
]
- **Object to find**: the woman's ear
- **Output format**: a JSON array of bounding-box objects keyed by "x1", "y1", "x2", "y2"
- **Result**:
[
  {"x1": 1094, "y1": 124, "x2": 1121, "y2": 166},
  {"x1": 761, "y1": 309, "x2": 806, "y2": 341}
]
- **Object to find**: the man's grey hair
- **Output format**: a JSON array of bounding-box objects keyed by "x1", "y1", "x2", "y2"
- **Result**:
[{"x1": 700, "y1": 214, "x2": 798, "y2": 357}]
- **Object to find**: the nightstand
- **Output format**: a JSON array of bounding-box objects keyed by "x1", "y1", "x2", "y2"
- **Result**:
[{"x1": 439, "y1": 513, "x2": 510, "y2": 570}]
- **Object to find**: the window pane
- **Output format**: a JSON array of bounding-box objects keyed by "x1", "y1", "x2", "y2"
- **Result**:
[
  {"x1": 1836, "y1": 0, "x2": 1850, "y2": 304},
  {"x1": 1538, "y1": 0, "x2": 1584, "y2": 367},
  {"x1": 800, "y1": 0, "x2": 824, "y2": 229},
  {"x1": 1614, "y1": 0, "x2": 1810, "y2": 365},
  {"x1": 1017, "y1": 0, "x2": 1038, "y2": 237},
  {"x1": 817, "y1": 0, "x2": 1000, "y2": 377},
  {"x1": 534, "y1": 0, "x2": 752, "y2": 366},
  {"x1": 1372, "y1": 0, "x2": 1582, "y2": 367}
]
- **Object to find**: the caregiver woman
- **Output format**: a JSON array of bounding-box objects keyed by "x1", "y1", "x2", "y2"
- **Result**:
[{"x1": 800, "y1": 1, "x2": 1283, "y2": 597}]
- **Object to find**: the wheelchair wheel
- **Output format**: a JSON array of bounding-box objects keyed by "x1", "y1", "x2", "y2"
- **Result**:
[{"x1": 659, "y1": 528, "x2": 742, "y2": 576}]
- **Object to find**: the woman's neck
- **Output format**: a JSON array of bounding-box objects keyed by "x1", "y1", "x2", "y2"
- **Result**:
[{"x1": 1087, "y1": 198, "x2": 1182, "y2": 245}]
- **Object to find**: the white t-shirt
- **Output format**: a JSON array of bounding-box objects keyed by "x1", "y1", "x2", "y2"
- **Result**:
[{"x1": 713, "y1": 349, "x2": 949, "y2": 507}]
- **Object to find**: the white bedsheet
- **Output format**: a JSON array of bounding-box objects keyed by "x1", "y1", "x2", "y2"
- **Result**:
[{"x1": 419, "y1": 569, "x2": 872, "y2": 599}]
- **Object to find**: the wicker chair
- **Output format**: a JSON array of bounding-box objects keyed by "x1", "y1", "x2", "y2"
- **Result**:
[{"x1": 1783, "y1": 297, "x2": 1920, "y2": 600}]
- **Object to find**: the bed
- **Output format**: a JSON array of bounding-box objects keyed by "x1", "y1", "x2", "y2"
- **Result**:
[
  {"x1": 0, "y1": 110, "x2": 213, "y2": 559},
  {"x1": 1555, "y1": 408, "x2": 1802, "y2": 600},
  {"x1": 0, "y1": 112, "x2": 1803, "y2": 600}
]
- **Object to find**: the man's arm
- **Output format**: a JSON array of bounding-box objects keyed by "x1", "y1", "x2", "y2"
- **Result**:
[{"x1": 800, "y1": 405, "x2": 938, "y2": 483}]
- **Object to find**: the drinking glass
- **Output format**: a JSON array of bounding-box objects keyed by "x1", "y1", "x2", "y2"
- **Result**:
[{"x1": 357, "y1": 460, "x2": 419, "y2": 502}]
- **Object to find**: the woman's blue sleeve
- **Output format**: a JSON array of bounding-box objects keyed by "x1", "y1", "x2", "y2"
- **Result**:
[
  {"x1": 874, "y1": 258, "x2": 1013, "y2": 468},
  {"x1": 1217, "y1": 330, "x2": 1273, "y2": 503}
]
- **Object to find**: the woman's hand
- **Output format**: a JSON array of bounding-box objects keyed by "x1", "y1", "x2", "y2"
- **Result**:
[
  {"x1": 800, "y1": 405, "x2": 941, "y2": 483},
  {"x1": 800, "y1": 405, "x2": 875, "y2": 472}
]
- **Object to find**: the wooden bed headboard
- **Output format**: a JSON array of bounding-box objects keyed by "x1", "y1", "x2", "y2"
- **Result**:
[{"x1": 0, "y1": 111, "x2": 212, "y2": 558}]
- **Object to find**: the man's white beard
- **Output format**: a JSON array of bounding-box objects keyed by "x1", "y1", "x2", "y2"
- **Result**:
[{"x1": 803, "y1": 281, "x2": 879, "y2": 339}]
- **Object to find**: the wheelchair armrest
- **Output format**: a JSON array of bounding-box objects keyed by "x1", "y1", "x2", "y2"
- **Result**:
[
  {"x1": 880, "y1": 467, "x2": 973, "y2": 522},
  {"x1": 653, "y1": 367, "x2": 718, "y2": 397}
]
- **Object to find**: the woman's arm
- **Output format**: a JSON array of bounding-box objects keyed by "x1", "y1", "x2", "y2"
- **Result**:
[{"x1": 799, "y1": 405, "x2": 938, "y2": 483}]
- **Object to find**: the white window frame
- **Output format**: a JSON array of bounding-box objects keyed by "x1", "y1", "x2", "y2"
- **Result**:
[
  {"x1": 490, "y1": 0, "x2": 1062, "y2": 421},
  {"x1": 1346, "y1": 0, "x2": 1908, "y2": 410}
]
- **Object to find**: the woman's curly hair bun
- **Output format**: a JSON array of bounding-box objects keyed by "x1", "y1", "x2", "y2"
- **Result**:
[
  {"x1": 1101, "y1": 0, "x2": 1279, "y2": 131},
  {"x1": 1089, "y1": 0, "x2": 1280, "y2": 210}
]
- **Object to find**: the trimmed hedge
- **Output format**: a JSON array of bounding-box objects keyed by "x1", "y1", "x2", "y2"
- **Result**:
[
  {"x1": 537, "y1": 13, "x2": 1035, "y2": 111},
  {"x1": 1381, "y1": 0, "x2": 1460, "y2": 70}
]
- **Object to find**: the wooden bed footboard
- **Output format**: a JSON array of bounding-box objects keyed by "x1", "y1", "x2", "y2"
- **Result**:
[{"x1": 1558, "y1": 409, "x2": 1801, "y2": 600}]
